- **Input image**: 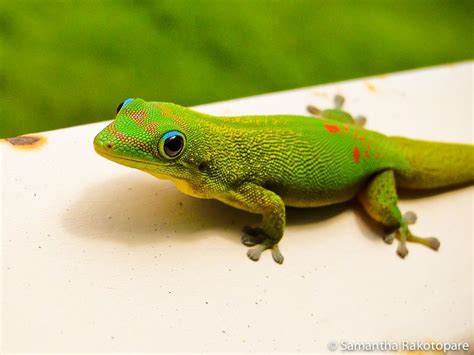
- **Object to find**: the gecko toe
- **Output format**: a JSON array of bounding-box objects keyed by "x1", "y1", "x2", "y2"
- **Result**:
[
  {"x1": 397, "y1": 244, "x2": 409, "y2": 258},
  {"x1": 403, "y1": 211, "x2": 417, "y2": 225},
  {"x1": 247, "y1": 247, "x2": 262, "y2": 262},
  {"x1": 306, "y1": 105, "x2": 322, "y2": 116},
  {"x1": 354, "y1": 115, "x2": 367, "y2": 127},
  {"x1": 334, "y1": 94, "x2": 345, "y2": 108},
  {"x1": 271, "y1": 245, "x2": 284, "y2": 264},
  {"x1": 383, "y1": 232, "x2": 395, "y2": 245},
  {"x1": 246, "y1": 239, "x2": 284, "y2": 264},
  {"x1": 241, "y1": 234, "x2": 260, "y2": 247},
  {"x1": 241, "y1": 226, "x2": 265, "y2": 246},
  {"x1": 427, "y1": 237, "x2": 441, "y2": 251}
]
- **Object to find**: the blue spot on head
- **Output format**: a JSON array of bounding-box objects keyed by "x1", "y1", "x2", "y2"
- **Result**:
[
  {"x1": 116, "y1": 98, "x2": 134, "y2": 114},
  {"x1": 122, "y1": 98, "x2": 134, "y2": 108}
]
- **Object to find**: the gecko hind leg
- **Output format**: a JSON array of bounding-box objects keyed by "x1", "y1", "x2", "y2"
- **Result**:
[{"x1": 358, "y1": 170, "x2": 441, "y2": 258}]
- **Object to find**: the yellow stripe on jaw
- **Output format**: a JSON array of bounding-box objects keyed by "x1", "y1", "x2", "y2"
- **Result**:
[
  {"x1": 148, "y1": 171, "x2": 207, "y2": 199},
  {"x1": 94, "y1": 145, "x2": 160, "y2": 171}
]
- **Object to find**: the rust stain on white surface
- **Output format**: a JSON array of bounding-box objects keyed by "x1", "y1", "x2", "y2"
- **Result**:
[{"x1": 3, "y1": 135, "x2": 47, "y2": 150}]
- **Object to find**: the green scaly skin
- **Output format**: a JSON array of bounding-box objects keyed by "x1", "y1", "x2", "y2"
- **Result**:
[{"x1": 94, "y1": 96, "x2": 474, "y2": 264}]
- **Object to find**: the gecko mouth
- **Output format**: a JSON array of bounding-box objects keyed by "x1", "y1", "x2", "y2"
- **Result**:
[{"x1": 94, "y1": 145, "x2": 168, "y2": 171}]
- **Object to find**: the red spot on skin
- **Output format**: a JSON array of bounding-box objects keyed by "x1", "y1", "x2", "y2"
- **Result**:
[
  {"x1": 353, "y1": 146, "x2": 360, "y2": 164},
  {"x1": 324, "y1": 124, "x2": 340, "y2": 133},
  {"x1": 365, "y1": 143, "x2": 371, "y2": 158}
]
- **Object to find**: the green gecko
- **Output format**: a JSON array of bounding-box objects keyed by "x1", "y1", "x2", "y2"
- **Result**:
[{"x1": 94, "y1": 96, "x2": 473, "y2": 264}]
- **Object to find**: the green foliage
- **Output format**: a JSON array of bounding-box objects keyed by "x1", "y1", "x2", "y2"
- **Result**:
[{"x1": 0, "y1": 0, "x2": 472, "y2": 137}]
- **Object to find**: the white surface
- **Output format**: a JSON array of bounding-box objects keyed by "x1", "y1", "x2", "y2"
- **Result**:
[{"x1": 1, "y1": 62, "x2": 473, "y2": 353}]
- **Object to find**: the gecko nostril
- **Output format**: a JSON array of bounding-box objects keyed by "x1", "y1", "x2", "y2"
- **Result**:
[{"x1": 106, "y1": 143, "x2": 113, "y2": 149}]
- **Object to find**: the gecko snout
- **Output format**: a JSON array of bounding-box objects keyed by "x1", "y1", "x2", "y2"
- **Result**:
[{"x1": 93, "y1": 130, "x2": 116, "y2": 156}]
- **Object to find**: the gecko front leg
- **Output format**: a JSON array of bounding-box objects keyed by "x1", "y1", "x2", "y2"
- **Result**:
[{"x1": 222, "y1": 183, "x2": 286, "y2": 264}]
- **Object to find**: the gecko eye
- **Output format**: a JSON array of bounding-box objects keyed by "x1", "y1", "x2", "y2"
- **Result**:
[
  {"x1": 116, "y1": 98, "x2": 134, "y2": 113},
  {"x1": 159, "y1": 130, "x2": 185, "y2": 159}
]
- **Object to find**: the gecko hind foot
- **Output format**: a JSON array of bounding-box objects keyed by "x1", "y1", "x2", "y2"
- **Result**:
[
  {"x1": 394, "y1": 212, "x2": 440, "y2": 258},
  {"x1": 395, "y1": 230, "x2": 440, "y2": 258}
]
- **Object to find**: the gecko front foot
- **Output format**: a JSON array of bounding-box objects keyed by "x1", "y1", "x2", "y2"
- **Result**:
[
  {"x1": 241, "y1": 226, "x2": 265, "y2": 246},
  {"x1": 243, "y1": 227, "x2": 284, "y2": 264},
  {"x1": 247, "y1": 239, "x2": 284, "y2": 264},
  {"x1": 394, "y1": 212, "x2": 440, "y2": 258}
]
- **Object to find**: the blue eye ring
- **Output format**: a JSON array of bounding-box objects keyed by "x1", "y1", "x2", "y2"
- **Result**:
[
  {"x1": 159, "y1": 130, "x2": 186, "y2": 159},
  {"x1": 116, "y1": 98, "x2": 134, "y2": 113}
]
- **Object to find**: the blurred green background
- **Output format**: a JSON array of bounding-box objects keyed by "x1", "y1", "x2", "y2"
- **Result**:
[{"x1": 0, "y1": 0, "x2": 472, "y2": 137}]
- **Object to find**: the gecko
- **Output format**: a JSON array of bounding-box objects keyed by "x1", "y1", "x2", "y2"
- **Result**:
[{"x1": 93, "y1": 95, "x2": 473, "y2": 264}]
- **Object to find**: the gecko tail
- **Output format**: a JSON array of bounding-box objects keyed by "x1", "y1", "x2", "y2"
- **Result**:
[{"x1": 391, "y1": 136, "x2": 474, "y2": 190}]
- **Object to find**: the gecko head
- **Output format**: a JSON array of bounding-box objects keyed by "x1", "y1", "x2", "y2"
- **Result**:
[{"x1": 93, "y1": 98, "x2": 191, "y2": 176}]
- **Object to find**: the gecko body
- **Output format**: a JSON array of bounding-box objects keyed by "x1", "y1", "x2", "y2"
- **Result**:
[{"x1": 94, "y1": 96, "x2": 473, "y2": 263}]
